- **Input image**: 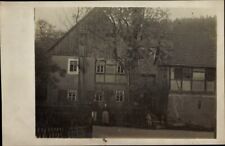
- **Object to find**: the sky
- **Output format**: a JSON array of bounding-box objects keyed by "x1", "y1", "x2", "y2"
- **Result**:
[{"x1": 35, "y1": 7, "x2": 217, "y2": 32}]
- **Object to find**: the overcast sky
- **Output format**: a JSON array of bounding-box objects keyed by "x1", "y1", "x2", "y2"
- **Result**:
[{"x1": 35, "y1": 7, "x2": 217, "y2": 32}]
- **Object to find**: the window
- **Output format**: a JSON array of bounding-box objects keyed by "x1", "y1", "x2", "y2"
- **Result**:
[
  {"x1": 170, "y1": 67, "x2": 215, "y2": 93},
  {"x1": 68, "y1": 59, "x2": 79, "y2": 74},
  {"x1": 174, "y1": 68, "x2": 182, "y2": 80},
  {"x1": 96, "y1": 65, "x2": 104, "y2": 73},
  {"x1": 67, "y1": 90, "x2": 77, "y2": 101},
  {"x1": 95, "y1": 59, "x2": 127, "y2": 84},
  {"x1": 193, "y1": 69, "x2": 205, "y2": 80},
  {"x1": 192, "y1": 69, "x2": 205, "y2": 92},
  {"x1": 117, "y1": 64, "x2": 125, "y2": 74},
  {"x1": 96, "y1": 61, "x2": 105, "y2": 73},
  {"x1": 182, "y1": 68, "x2": 192, "y2": 91},
  {"x1": 206, "y1": 69, "x2": 216, "y2": 92},
  {"x1": 94, "y1": 91, "x2": 104, "y2": 102},
  {"x1": 115, "y1": 90, "x2": 125, "y2": 102},
  {"x1": 170, "y1": 68, "x2": 182, "y2": 91},
  {"x1": 170, "y1": 80, "x2": 182, "y2": 91},
  {"x1": 183, "y1": 68, "x2": 192, "y2": 80}
]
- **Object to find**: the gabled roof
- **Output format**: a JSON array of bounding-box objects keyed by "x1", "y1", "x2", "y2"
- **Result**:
[
  {"x1": 163, "y1": 17, "x2": 216, "y2": 68},
  {"x1": 47, "y1": 8, "x2": 114, "y2": 57},
  {"x1": 48, "y1": 9, "x2": 216, "y2": 68},
  {"x1": 47, "y1": 8, "x2": 96, "y2": 53}
]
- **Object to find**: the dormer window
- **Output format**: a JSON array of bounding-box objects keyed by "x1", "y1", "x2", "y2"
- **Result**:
[{"x1": 68, "y1": 58, "x2": 79, "y2": 74}]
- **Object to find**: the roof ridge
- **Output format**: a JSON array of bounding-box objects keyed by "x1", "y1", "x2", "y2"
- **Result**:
[{"x1": 47, "y1": 8, "x2": 97, "y2": 53}]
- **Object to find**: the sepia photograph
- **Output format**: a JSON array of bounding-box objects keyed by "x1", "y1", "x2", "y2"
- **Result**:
[{"x1": 35, "y1": 6, "x2": 217, "y2": 139}]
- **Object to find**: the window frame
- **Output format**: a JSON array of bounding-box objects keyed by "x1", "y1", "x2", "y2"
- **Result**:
[
  {"x1": 68, "y1": 58, "x2": 79, "y2": 75},
  {"x1": 206, "y1": 68, "x2": 216, "y2": 81},
  {"x1": 192, "y1": 68, "x2": 206, "y2": 92},
  {"x1": 170, "y1": 67, "x2": 182, "y2": 91},
  {"x1": 117, "y1": 64, "x2": 125, "y2": 74},
  {"x1": 94, "y1": 91, "x2": 104, "y2": 102},
  {"x1": 205, "y1": 69, "x2": 216, "y2": 93},
  {"x1": 192, "y1": 69, "x2": 205, "y2": 81},
  {"x1": 174, "y1": 67, "x2": 183, "y2": 80},
  {"x1": 67, "y1": 89, "x2": 77, "y2": 101},
  {"x1": 115, "y1": 90, "x2": 125, "y2": 102},
  {"x1": 169, "y1": 66, "x2": 215, "y2": 94},
  {"x1": 95, "y1": 59, "x2": 127, "y2": 84},
  {"x1": 96, "y1": 63, "x2": 105, "y2": 74}
]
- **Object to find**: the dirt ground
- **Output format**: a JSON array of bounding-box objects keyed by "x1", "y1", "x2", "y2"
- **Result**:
[{"x1": 92, "y1": 125, "x2": 215, "y2": 138}]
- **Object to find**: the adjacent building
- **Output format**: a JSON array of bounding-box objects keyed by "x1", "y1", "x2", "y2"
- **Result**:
[{"x1": 160, "y1": 18, "x2": 216, "y2": 129}]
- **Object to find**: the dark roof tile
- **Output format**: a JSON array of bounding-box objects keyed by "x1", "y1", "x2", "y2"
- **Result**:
[{"x1": 164, "y1": 17, "x2": 216, "y2": 68}]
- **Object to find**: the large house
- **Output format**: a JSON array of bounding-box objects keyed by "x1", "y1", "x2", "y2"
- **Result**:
[
  {"x1": 46, "y1": 8, "x2": 154, "y2": 126},
  {"x1": 45, "y1": 8, "x2": 216, "y2": 129}
]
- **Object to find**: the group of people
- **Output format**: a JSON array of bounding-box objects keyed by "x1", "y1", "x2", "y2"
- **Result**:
[
  {"x1": 90, "y1": 108, "x2": 165, "y2": 128},
  {"x1": 91, "y1": 109, "x2": 110, "y2": 126},
  {"x1": 146, "y1": 111, "x2": 166, "y2": 128}
]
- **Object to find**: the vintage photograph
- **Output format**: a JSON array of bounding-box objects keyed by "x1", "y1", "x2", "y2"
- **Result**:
[{"x1": 35, "y1": 7, "x2": 216, "y2": 138}]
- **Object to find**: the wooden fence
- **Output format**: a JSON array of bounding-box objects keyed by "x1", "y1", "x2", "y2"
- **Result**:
[
  {"x1": 36, "y1": 126, "x2": 92, "y2": 138},
  {"x1": 36, "y1": 105, "x2": 93, "y2": 138}
]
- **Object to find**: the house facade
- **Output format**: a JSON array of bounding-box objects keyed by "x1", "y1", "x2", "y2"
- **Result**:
[
  {"x1": 160, "y1": 17, "x2": 217, "y2": 129},
  {"x1": 45, "y1": 9, "x2": 216, "y2": 129},
  {"x1": 46, "y1": 8, "x2": 159, "y2": 126}
]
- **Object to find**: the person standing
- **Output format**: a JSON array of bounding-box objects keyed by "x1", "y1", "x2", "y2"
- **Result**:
[
  {"x1": 102, "y1": 109, "x2": 109, "y2": 126},
  {"x1": 146, "y1": 112, "x2": 152, "y2": 128},
  {"x1": 91, "y1": 111, "x2": 97, "y2": 123}
]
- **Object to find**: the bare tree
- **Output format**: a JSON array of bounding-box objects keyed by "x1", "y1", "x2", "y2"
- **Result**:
[
  {"x1": 102, "y1": 8, "x2": 172, "y2": 64},
  {"x1": 35, "y1": 19, "x2": 65, "y2": 104},
  {"x1": 58, "y1": 7, "x2": 92, "y2": 31},
  {"x1": 73, "y1": 8, "x2": 92, "y2": 24},
  {"x1": 99, "y1": 8, "x2": 174, "y2": 118}
]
